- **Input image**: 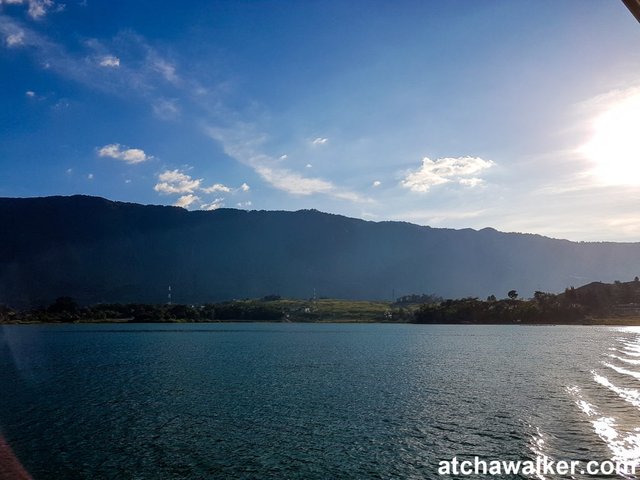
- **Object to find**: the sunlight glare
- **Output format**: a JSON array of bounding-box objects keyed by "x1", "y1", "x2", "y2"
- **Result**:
[{"x1": 582, "y1": 91, "x2": 640, "y2": 185}]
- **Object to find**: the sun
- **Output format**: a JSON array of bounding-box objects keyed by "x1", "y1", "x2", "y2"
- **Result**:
[{"x1": 582, "y1": 91, "x2": 640, "y2": 185}]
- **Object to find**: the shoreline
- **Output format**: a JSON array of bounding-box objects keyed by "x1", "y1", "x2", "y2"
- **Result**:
[{"x1": 4, "y1": 318, "x2": 640, "y2": 326}]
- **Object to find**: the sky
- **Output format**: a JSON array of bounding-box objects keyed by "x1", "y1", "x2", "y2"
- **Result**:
[{"x1": 1, "y1": 0, "x2": 640, "y2": 241}]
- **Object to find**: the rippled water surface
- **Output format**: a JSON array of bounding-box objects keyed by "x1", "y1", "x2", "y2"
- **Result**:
[{"x1": 2, "y1": 323, "x2": 640, "y2": 479}]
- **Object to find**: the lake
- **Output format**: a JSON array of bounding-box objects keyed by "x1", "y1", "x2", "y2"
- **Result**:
[{"x1": 1, "y1": 323, "x2": 639, "y2": 479}]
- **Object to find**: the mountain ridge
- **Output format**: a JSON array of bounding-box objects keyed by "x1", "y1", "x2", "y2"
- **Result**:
[{"x1": 1, "y1": 195, "x2": 640, "y2": 307}]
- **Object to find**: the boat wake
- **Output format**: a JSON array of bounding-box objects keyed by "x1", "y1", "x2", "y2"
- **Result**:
[{"x1": 565, "y1": 331, "x2": 640, "y2": 478}]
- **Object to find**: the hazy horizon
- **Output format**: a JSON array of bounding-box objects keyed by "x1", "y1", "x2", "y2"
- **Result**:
[{"x1": 5, "y1": 192, "x2": 640, "y2": 245}]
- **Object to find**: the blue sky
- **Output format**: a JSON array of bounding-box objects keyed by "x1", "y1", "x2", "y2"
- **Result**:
[{"x1": 1, "y1": 0, "x2": 640, "y2": 241}]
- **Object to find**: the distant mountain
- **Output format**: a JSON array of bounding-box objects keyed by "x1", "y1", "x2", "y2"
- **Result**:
[{"x1": 1, "y1": 195, "x2": 640, "y2": 307}]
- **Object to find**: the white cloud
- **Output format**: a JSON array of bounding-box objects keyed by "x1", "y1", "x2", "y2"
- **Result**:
[
  {"x1": 237, "y1": 201, "x2": 252, "y2": 208},
  {"x1": 372, "y1": 180, "x2": 381, "y2": 187},
  {"x1": 279, "y1": 154, "x2": 288, "y2": 160},
  {"x1": 98, "y1": 143, "x2": 151, "y2": 164},
  {"x1": 201, "y1": 198, "x2": 224, "y2": 211},
  {"x1": 312, "y1": 137, "x2": 328, "y2": 145},
  {"x1": 305, "y1": 163, "x2": 312, "y2": 168},
  {"x1": 154, "y1": 169, "x2": 202, "y2": 194},
  {"x1": 174, "y1": 194, "x2": 199, "y2": 208},
  {"x1": 5, "y1": 30, "x2": 24, "y2": 46},
  {"x1": 402, "y1": 156, "x2": 495, "y2": 192},
  {"x1": 98, "y1": 55, "x2": 120, "y2": 68},
  {"x1": 152, "y1": 167, "x2": 246, "y2": 201},
  {"x1": 201, "y1": 183, "x2": 231, "y2": 193},
  {"x1": 87, "y1": 173, "x2": 94, "y2": 180},
  {"x1": 25, "y1": 90, "x2": 35, "y2": 97}
]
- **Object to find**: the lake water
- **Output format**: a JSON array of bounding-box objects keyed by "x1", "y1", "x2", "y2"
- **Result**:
[{"x1": 1, "y1": 323, "x2": 640, "y2": 479}]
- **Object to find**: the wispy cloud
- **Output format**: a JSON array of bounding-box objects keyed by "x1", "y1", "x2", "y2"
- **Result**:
[
  {"x1": 98, "y1": 55, "x2": 119, "y2": 67},
  {"x1": 152, "y1": 57, "x2": 179, "y2": 84},
  {"x1": 5, "y1": 29, "x2": 23, "y2": 46},
  {"x1": 253, "y1": 163, "x2": 335, "y2": 196},
  {"x1": 0, "y1": 18, "x2": 114, "y2": 88},
  {"x1": 0, "y1": 19, "x2": 186, "y2": 109},
  {"x1": 459, "y1": 177, "x2": 484, "y2": 187},
  {"x1": 152, "y1": 98, "x2": 179, "y2": 120},
  {"x1": 1, "y1": 11, "x2": 367, "y2": 208},
  {"x1": 207, "y1": 126, "x2": 368, "y2": 202},
  {"x1": 394, "y1": 208, "x2": 488, "y2": 226},
  {"x1": 372, "y1": 180, "x2": 381, "y2": 187},
  {"x1": 27, "y1": 0, "x2": 55, "y2": 19},
  {"x1": 201, "y1": 198, "x2": 224, "y2": 211},
  {"x1": 98, "y1": 143, "x2": 152, "y2": 164},
  {"x1": 174, "y1": 194, "x2": 199, "y2": 208},
  {"x1": 154, "y1": 169, "x2": 201, "y2": 194},
  {"x1": 401, "y1": 156, "x2": 495, "y2": 192},
  {"x1": 0, "y1": 0, "x2": 59, "y2": 19}
]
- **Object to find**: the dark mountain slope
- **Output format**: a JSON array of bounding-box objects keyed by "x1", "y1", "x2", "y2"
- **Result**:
[{"x1": 1, "y1": 195, "x2": 639, "y2": 306}]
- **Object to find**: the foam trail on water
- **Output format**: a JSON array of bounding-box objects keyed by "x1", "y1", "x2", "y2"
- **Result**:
[
  {"x1": 593, "y1": 371, "x2": 640, "y2": 409},
  {"x1": 611, "y1": 355, "x2": 640, "y2": 366},
  {"x1": 567, "y1": 386, "x2": 640, "y2": 468},
  {"x1": 527, "y1": 424, "x2": 551, "y2": 480},
  {"x1": 605, "y1": 363, "x2": 640, "y2": 382},
  {"x1": 618, "y1": 349, "x2": 640, "y2": 357},
  {"x1": 620, "y1": 342, "x2": 640, "y2": 353}
]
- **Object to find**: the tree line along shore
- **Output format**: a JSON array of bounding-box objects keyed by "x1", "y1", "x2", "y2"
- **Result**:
[{"x1": 2, "y1": 279, "x2": 640, "y2": 325}]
